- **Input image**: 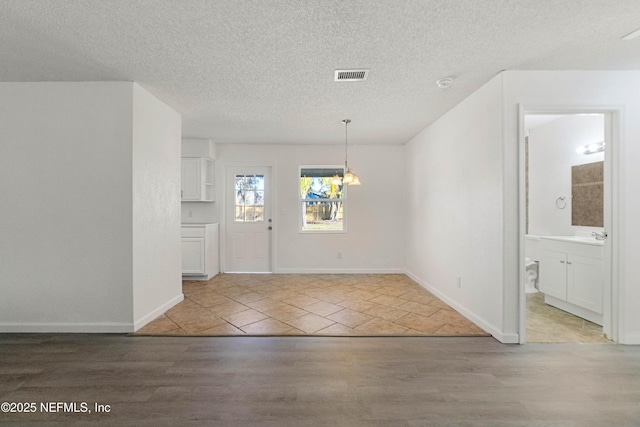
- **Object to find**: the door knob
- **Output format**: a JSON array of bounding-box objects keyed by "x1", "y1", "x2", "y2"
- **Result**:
[{"x1": 268, "y1": 226, "x2": 272, "y2": 230}]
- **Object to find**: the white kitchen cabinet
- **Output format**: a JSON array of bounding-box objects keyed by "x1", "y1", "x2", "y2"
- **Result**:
[
  {"x1": 538, "y1": 237, "x2": 604, "y2": 325},
  {"x1": 181, "y1": 223, "x2": 219, "y2": 280},
  {"x1": 181, "y1": 157, "x2": 215, "y2": 202}
]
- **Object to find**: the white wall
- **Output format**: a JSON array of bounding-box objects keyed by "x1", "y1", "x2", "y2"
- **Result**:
[
  {"x1": 404, "y1": 75, "x2": 508, "y2": 340},
  {"x1": 216, "y1": 143, "x2": 406, "y2": 273},
  {"x1": 0, "y1": 82, "x2": 183, "y2": 332},
  {"x1": 503, "y1": 70, "x2": 640, "y2": 344},
  {"x1": 528, "y1": 114, "x2": 604, "y2": 236},
  {"x1": 405, "y1": 71, "x2": 640, "y2": 344},
  {"x1": 132, "y1": 84, "x2": 183, "y2": 329},
  {"x1": 0, "y1": 82, "x2": 134, "y2": 331}
]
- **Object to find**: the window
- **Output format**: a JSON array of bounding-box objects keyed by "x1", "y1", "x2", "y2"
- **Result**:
[
  {"x1": 235, "y1": 174, "x2": 265, "y2": 222},
  {"x1": 299, "y1": 166, "x2": 345, "y2": 232}
]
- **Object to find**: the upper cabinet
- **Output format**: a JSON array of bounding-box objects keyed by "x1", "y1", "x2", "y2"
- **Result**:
[{"x1": 181, "y1": 157, "x2": 215, "y2": 202}]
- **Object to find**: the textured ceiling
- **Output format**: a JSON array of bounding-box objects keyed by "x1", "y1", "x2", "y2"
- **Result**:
[{"x1": 1, "y1": 0, "x2": 640, "y2": 145}]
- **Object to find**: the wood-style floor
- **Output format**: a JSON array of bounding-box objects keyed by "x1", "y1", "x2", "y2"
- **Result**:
[
  {"x1": 1, "y1": 334, "x2": 639, "y2": 425},
  {"x1": 137, "y1": 274, "x2": 488, "y2": 336}
]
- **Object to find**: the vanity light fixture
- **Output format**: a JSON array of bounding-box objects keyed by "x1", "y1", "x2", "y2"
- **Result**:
[{"x1": 576, "y1": 141, "x2": 604, "y2": 155}]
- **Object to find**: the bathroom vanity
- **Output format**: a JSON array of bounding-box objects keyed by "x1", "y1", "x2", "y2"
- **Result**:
[{"x1": 538, "y1": 236, "x2": 604, "y2": 325}]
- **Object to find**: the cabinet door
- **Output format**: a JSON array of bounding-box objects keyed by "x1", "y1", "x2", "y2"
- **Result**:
[
  {"x1": 567, "y1": 254, "x2": 603, "y2": 314},
  {"x1": 538, "y1": 249, "x2": 567, "y2": 300},
  {"x1": 182, "y1": 237, "x2": 205, "y2": 274},
  {"x1": 181, "y1": 158, "x2": 201, "y2": 201}
]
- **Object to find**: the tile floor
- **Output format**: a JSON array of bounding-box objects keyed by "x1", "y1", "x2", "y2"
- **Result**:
[
  {"x1": 526, "y1": 292, "x2": 611, "y2": 343},
  {"x1": 136, "y1": 274, "x2": 489, "y2": 336}
]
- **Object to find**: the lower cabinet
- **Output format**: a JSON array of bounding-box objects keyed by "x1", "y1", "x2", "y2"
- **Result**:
[
  {"x1": 538, "y1": 238, "x2": 604, "y2": 325},
  {"x1": 181, "y1": 223, "x2": 219, "y2": 280}
]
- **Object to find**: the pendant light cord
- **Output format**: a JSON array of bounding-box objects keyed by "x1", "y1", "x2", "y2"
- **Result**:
[{"x1": 343, "y1": 119, "x2": 350, "y2": 171}]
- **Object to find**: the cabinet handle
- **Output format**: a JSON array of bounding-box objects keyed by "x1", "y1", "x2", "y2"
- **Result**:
[
  {"x1": 560, "y1": 260, "x2": 565, "y2": 263},
  {"x1": 567, "y1": 261, "x2": 572, "y2": 265}
]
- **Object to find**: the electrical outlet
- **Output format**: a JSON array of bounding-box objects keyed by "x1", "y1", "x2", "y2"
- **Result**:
[
  {"x1": 456, "y1": 276, "x2": 462, "y2": 288},
  {"x1": 337, "y1": 252, "x2": 342, "y2": 259}
]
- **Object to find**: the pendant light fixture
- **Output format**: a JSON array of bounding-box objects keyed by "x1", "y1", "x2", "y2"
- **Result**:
[{"x1": 341, "y1": 119, "x2": 361, "y2": 186}]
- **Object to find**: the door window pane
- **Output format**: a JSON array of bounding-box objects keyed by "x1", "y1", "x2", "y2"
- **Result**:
[{"x1": 235, "y1": 174, "x2": 265, "y2": 223}]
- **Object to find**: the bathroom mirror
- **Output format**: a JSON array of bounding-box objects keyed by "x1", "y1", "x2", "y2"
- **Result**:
[{"x1": 571, "y1": 161, "x2": 603, "y2": 227}]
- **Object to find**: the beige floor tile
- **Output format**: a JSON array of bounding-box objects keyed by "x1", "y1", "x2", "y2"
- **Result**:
[
  {"x1": 193, "y1": 323, "x2": 245, "y2": 335},
  {"x1": 316, "y1": 323, "x2": 358, "y2": 335},
  {"x1": 232, "y1": 291, "x2": 267, "y2": 304},
  {"x1": 165, "y1": 298, "x2": 201, "y2": 315},
  {"x1": 280, "y1": 294, "x2": 321, "y2": 308},
  {"x1": 136, "y1": 315, "x2": 180, "y2": 334},
  {"x1": 347, "y1": 289, "x2": 379, "y2": 301},
  {"x1": 186, "y1": 291, "x2": 233, "y2": 308},
  {"x1": 526, "y1": 293, "x2": 611, "y2": 344},
  {"x1": 429, "y1": 308, "x2": 474, "y2": 327},
  {"x1": 262, "y1": 304, "x2": 308, "y2": 321},
  {"x1": 222, "y1": 309, "x2": 269, "y2": 328},
  {"x1": 399, "y1": 291, "x2": 437, "y2": 304},
  {"x1": 396, "y1": 301, "x2": 440, "y2": 318},
  {"x1": 363, "y1": 304, "x2": 410, "y2": 322},
  {"x1": 139, "y1": 273, "x2": 487, "y2": 337},
  {"x1": 284, "y1": 313, "x2": 336, "y2": 333},
  {"x1": 245, "y1": 297, "x2": 287, "y2": 312},
  {"x1": 316, "y1": 291, "x2": 349, "y2": 304},
  {"x1": 304, "y1": 300, "x2": 344, "y2": 317},
  {"x1": 164, "y1": 306, "x2": 213, "y2": 324},
  {"x1": 240, "y1": 318, "x2": 298, "y2": 335},
  {"x1": 394, "y1": 312, "x2": 444, "y2": 334},
  {"x1": 426, "y1": 299, "x2": 452, "y2": 309},
  {"x1": 206, "y1": 300, "x2": 251, "y2": 317},
  {"x1": 326, "y1": 308, "x2": 373, "y2": 328},
  {"x1": 216, "y1": 285, "x2": 252, "y2": 297},
  {"x1": 168, "y1": 313, "x2": 227, "y2": 334},
  {"x1": 376, "y1": 286, "x2": 414, "y2": 298},
  {"x1": 266, "y1": 289, "x2": 303, "y2": 301},
  {"x1": 356, "y1": 318, "x2": 409, "y2": 334},
  {"x1": 369, "y1": 294, "x2": 406, "y2": 308},
  {"x1": 435, "y1": 323, "x2": 488, "y2": 335},
  {"x1": 338, "y1": 299, "x2": 379, "y2": 312},
  {"x1": 278, "y1": 327, "x2": 307, "y2": 335}
]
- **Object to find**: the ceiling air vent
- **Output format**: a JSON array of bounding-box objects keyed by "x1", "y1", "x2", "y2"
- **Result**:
[{"x1": 334, "y1": 69, "x2": 369, "y2": 82}]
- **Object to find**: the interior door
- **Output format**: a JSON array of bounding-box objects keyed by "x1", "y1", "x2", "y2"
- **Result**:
[{"x1": 225, "y1": 166, "x2": 272, "y2": 272}]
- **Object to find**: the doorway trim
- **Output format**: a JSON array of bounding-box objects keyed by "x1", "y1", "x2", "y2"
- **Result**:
[
  {"x1": 219, "y1": 161, "x2": 277, "y2": 273},
  {"x1": 517, "y1": 105, "x2": 621, "y2": 344}
]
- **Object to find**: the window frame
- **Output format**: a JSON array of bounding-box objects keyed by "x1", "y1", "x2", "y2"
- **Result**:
[{"x1": 298, "y1": 165, "x2": 347, "y2": 234}]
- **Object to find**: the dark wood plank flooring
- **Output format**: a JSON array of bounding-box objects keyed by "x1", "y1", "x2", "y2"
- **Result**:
[{"x1": 1, "y1": 334, "x2": 639, "y2": 425}]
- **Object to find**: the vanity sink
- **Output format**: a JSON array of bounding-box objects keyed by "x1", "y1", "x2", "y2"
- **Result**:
[{"x1": 539, "y1": 235, "x2": 604, "y2": 246}]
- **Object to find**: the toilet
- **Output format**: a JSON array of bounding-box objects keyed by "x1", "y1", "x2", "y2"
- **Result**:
[
  {"x1": 524, "y1": 235, "x2": 540, "y2": 294},
  {"x1": 525, "y1": 257, "x2": 539, "y2": 293}
]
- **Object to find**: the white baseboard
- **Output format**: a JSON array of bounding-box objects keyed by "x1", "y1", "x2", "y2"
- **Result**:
[
  {"x1": 618, "y1": 332, "x2": 640, "y2": 345},
  {"x1": 133, "y1": 293, "x2": 184, "y2": 331},
  {"x1": 0, "y1": 322, "x2": 133, "y2": 333},
  {"x1": 0, "y1": 294, "x2": 185, "y2": 334},
  {"x1": 405, "y1": 270, "x2": 518, "y2": 344},
  {"x1": 273, "y1": 268, "x2": 406, "y2": 274}
]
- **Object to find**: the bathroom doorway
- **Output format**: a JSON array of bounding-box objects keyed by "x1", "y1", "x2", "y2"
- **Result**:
[{"x1": 520, "y1": 111, "x2": 615, "y2": 343}]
